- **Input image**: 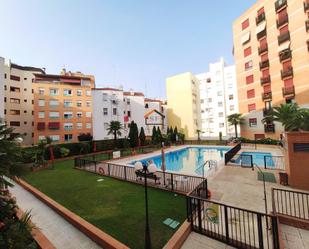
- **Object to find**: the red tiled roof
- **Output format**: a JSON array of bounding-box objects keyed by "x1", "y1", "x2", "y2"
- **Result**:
[
  {"x1": 144, "y1": 109, "x2": 165, "y2": 118},
  {"x1": 123, "y1": 91, "x2": 144, "y2": 96},
  {"x1": 92, "y1": 87, "x2": 122, "y2": 91},
  {"x1": 144, "y1": 98, "x2": 162, "y2": 103}
]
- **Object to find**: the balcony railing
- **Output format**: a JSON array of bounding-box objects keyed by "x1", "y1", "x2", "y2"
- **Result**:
[
  {"x1": 275, "y1": 0, "x2": 287, "y2": 12},
  {"x1": 281, "y1": 67, "x2": 293, "y2": 79},
  {"x1": 306, "y1": 19, "x2": 309, "y2": 32},
  {"x1": 304, "y1": 1, "x2": 309, "y2": 12},
  {"x1": 259, "y1": 60, "x2": 269, "y2": 70},
  {"x1": 278, "y1": 31, "x2": 290, "y2": 45},
  {"x1": 256, "y1": 12, "x2": 266, "y2": 25},
  {"x1": 263, "y1": 108, "x2": 273, "y2": 116},
  {"x1": 282, "y1": 85, "x2": 295, "y2": 96},
  {"x1": 257, "y1": 29, "x2": 267, "y2": 40},
  {"x1": 307, "y1": 40, "x2": 309, "y2": 52},
  {"x1": 277, "y1": 15, "x2": 289, "y2": 28},
  {"x1": 260, "y1": 75, "x2": 271, "y2": 85},
  {"x1": 262, "y1": 92, "x2": 272, "y2": 101},
  {"x1": 279, "y1": 49, "x2": 292, "y2": 62},
  {"x1": 258, "y1": 44, "x2": 268, "y2": 54},
  {"x1": 264, "y1": 124, "x2": 275, "y2": 133}
]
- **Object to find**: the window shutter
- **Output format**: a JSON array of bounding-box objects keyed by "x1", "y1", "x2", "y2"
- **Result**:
[
  {"x1": 284, "y1": 78, "x2": 293, "y2": 87},
  {"x1": 248, "y1": 104, "x2": 256, "y2": 112},
  {"x1": 262, "y1": 68, "x2": 269, "y2": 77},
  {"x1": 244, "y1": 47, "x2": 252, "y2": 57},
  {"x1": 247, "y1": 89, "x2": 255, "y2": 99},
  {"x1": 242, "y1": 19, "x2": 250, "y2": 30},
  {"x1": 263, "y1": 84, "x2": 271, "y2": 93},
  {"x1": 279, "y1": 25, "x2": 289, "y2": 35},
  {"x1": 246, "y1": 75, "x2": 254, "y2": 84}
]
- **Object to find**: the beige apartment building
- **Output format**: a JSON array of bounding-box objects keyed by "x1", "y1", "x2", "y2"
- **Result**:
[
  {"x1": 0, "y1": 58, "x2": 45, "y2": 145},
  {"x1": 166, "y1": 72, "x2": 201, "y2": 139},
  {"x1": 33, "y1": 70, "x2": 95, "y2": 144},
  {"x1": 233, "y1": 0, "x2": 309, "y2": 140}
]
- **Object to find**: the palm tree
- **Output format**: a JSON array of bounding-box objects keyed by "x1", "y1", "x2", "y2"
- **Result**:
[
  {"x1": 196, "y1": 129, "x2": 204, "y2": 141},
  {"x1": 107, "y1": 121, "x2": 123, "y2": 142},
  {"x1": 227, "y1": 113, "x2": 243, "y2": 138}
]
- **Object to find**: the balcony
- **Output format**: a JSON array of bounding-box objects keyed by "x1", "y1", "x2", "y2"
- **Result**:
[
  {"x1": 306, "y1": 19, "x2": 309, "y2": 32},
  {"x1": 258, "y1": 44, "x2": 268, "y2": 55},
  {"x1": 257, "y1": 29, "x2": 267, "y2": 40},
  {"x1": 275, "y1": 0, "x2": 287, "y2": 12},
  {"x1": 37, "y1": 122, "x2": 45, "y2": 131},
  {"x1": 260, "y1": 75, "x2": 271, "y2": 85},
  {"x1": 256, "y1": 12, "x2": 266, "y2": 25},
  {"x1": 262, "y1": 92, "x2": 272, "y2": 101},
  {"x1": 264, "y1": 124, "x2": 275, "y2": 133},
  {"x1": 277, "y1": 15, "x2": 289, "y2": 28},
  {"x1": 259, "y1": 60, "x2": 269, "y2": 70},
  {"x1": 278, "y1": 31, "x2": 290, "y2": 45},
  {"x1": 304, "y1": 1, "x2": 309, "y2": 12},
  {"x1": 48, "y1": 122, "x2": 60, "y2": 130},
  {"x1": 282, "y1": 85, "x2": 295, "y2": 97},
  {"x1": 263, "y1": 108, "x2": 273, "y2": 116},
  {"x1": 279, "y1": 49, "x2": 292, "y2": 62},
  {"x1": 281, "y1": 67, "x2": 293, "y2": 79},
  {"x1": 307, "y1": 40, "x2": 309, "y2": 52}
]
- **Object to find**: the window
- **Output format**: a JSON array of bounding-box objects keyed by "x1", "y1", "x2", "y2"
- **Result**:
[
  {"x1": 145, "y1": 103, "x2": 149, "y2": 108},
  {"x1": 247, "y1": 89, "x2": 255, "y2": 99},
  {"x1": 219, "y1": 123, "x2": 225, "y2": 128},
  {"x1": 64, "y1": 123, "x2": 73, "y2": 130},
  {"x1": 64, "y1": 100, "x2": 73, "y2": 107},
  {"x1": 113, "y1": 108, "x2": 117, "y2": 115},
  {"x1": 81, "y1": 79, "x2": 91, "y2": 86},
  {"x1": 38, "y1": 99, "x2": 45, "y2": 106},
  {"x1": 283, "y1": 60, "x2": 292, "y2": 71},
  {"x1": 38, "y1": 112, "x2": 45, "y2": 118},
  {"x1": 50, "y1": 88, "x2": 59, "y2": 96},
  {"x1": 217, "y1": 91, "x2": 222, "y2": 96},
  {"x1": 103, "y1": 108, "x2": 108, "y2": 115},
  {"x1": 229, "y1": 95, "x2": 234, "y2": 100},
  {"x1": 10, "y1": 75, "x2": 20, "y2": 81},
  {"x1": 86, "y1": 123, "x2": 91, "y2": 129},
  {"x1": 242, "y1": 18, "x2": 249, "y2": 30},
  {"x1": 257, "y1": 7, "x2": 264, "y2": 15},
  {"x1": 64, "y1": 89, "x2": 72, "y2": 96},
  {"x1": 128, "y1": 111, "x2": 131, "y2": 117},
  {"x1": 64, "y1": 112, "x2": 73, "y2": 119},
  {"x1": 10, "y1": 98, "x2": 20, "y2": 104},
  {"x1": 127, "y1": 99, "x2": 130, "y2": 105},
  {"x1": 49, "y1": 111, "x2": 59, "y2": 118},
  {"x1": 246, "y1": 75, "x2": 254, "y2": 84},
  {"x1": 219, "y1": 112, "x2": 224, "y2": 117},
  {"x1": 76, "y1": 123, "x2": 82, "y2": 129},
  {"x1": 38, "y1": 88, "x2": 45, "y2": 95},
  {"x1": 218, "y1": 102, "x2": 223, "y2": 107},
  {"x1": 249, "y1": 118, "x2": 257, "y2": 127},
  {"x1": 279, "y1": 25, "x2": 289, "y2": 35},
  {"x1": 76, "y1": 101, "x2": 82, "y2": 107},
  {"x1": 50, "y1": 135, "x2": 60, "y2": 142},
  {"x1": 86, "y1": 90, "x2": 91, "y2": 96},
  {"x1": 208, "y1": 98, "x2": 212, "y2": 103},
  {"x1": 86, "y1": 101, "x2": 91, "y2": 107},
  {"x1": 38, "y1": 136, "x2": 46, "y2": 141},
  {"x1": 76, "y1": 90, "x2": 82, "y2": 96},
  {"x1": 263, "y1": 84, "x2": 271, "y2": 93},
  {"x1": 245, "y1": 60, "x2": 253, "y2": 70},
  {"x1": 86, "y1": 112, "x2": 91, "y2": 118},
  {"x1": 49, "y1": 100, "x2": 59, "y2": 106},
  {"x1": 244, "y1": 47, "x2": 252, "y2": 57},
  {"x1": 10, "y1": 121, "x2": 20, "y2": 126},
  {"x1": 10, "y1": 110, "x2": 20, "y2": 115},
  {"x1": 10, "y1": 86, "x2": 20, "y2": 92},
  {"x1": 230, "y1": 105, "x2": 235, "y2": 111},
  {"x1": 76, "y1": 112, "x2": 83, "y2": 118},
  {"x1": 284, "y1": 78, "x2": 293, "y2": 88},
  {"x1": 261, "y1": 53, "x2": 268, "y2": 62},
  {"x1": 248, "y1": 103, "x2": 256, "y2": 112},
  {"x1": 103, "y1": 93, "x2": 108, "y2": 101},
  {"x1": 64, "y1": 134, "x2": 73, "y2": 141}
]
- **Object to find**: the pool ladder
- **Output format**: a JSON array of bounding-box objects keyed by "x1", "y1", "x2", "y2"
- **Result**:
[{"x1": 196, "y1": 160, "x2": 217, "y2": 178}]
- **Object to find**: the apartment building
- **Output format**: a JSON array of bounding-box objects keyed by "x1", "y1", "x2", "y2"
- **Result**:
[
  {"x1": 196, "y1": 58, "x2": 239, "y2": 138},
  {"x1": 166, "y1": 72, "x2": 201, "y2": 139},
  {"x1": 0, "y1": 57, "x2": 4, "y2": 119},
  {"x1": 33, "y1": 70, "x2": 95, "y2": 143},
  {"x1": 0, "y1": 58, "x2": 45, "y2": 145},
  {"x1": 144, "y1": 98, "x2": 167, "y2": 136},
  {"x1": 233, "y1": 0, "x2": 309, "y2": 140}
]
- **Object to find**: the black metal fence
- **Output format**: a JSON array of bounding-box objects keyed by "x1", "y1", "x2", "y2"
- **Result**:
[
  {"x1": 224, "y1": 143, "x2": 241, "y2": 165},
  {"x1": 74, "y1": 158, "x2": 204, "y2": 194},
  {"x1": 272, "y1": 188, "x2": 309, "y2": 220},
  {"x1": 187, "y1": 195, "x2": 280, "y2": 249}
]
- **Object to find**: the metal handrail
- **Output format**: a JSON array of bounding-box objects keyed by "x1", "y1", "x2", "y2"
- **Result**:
[{"x1": 195, "y1": 160, "x2": 218, "y2": 178}]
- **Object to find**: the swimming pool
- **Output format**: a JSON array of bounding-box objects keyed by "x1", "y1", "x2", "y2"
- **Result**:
[
  {"x1": 234, "y1": 151, "x2": 274, "y2": 167},
  {"x1": 130, "y1": 146, "x2": 230, "y2": 176}
]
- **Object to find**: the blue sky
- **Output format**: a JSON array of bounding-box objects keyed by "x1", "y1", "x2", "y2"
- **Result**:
[{"x1": 1, "y1": 0, "x2": 256, "y2": 98}]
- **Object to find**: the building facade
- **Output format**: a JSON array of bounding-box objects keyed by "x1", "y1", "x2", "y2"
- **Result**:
[
  {"x1": 233, "y1": 0, "x2": 309, "y2": 139},
  {"x1": 0, "y1": 57, "x2": 5, "y2": 120},
  {"x1": 144, "y1": 98, "x2": 167, "y2": 136},
  {"x1": 33, "y1": 70, "x2": 95, "y2": 144},
  {"x1": 166, "y1": 72, "x2": 201, "y2": 139},
  {"x1": 1, "y1": 59, "x2": 45, "y2": 145},
  {"x1": 197, "y1": 58, "x2": 239, "y2": 138}
]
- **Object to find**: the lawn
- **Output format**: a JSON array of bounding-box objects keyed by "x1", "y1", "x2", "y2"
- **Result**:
[{"x1": 22, "y1": 160, "x2": 186, "y2": 249}]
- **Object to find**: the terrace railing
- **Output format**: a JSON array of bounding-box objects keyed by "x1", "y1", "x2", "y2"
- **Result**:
[
  {"x1": 224, "y1": 143, "x2": 241, "y2": 165},
  {"x1": 272, "y1": 188, "x2": 309, "y2": 220},
  {"x1": 74, "y1": 158, "x2": 204, "y2": 194},
  {"x1": 186, "y1": 195, "x2": 280, "y2": 249}
]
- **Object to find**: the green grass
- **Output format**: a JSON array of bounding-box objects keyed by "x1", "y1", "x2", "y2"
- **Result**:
[{"x1": 22, "y1": 160, "x2": 186, "y2": 249}]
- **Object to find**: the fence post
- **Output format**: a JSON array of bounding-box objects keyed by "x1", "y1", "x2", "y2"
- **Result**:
[
  {"x1": 171, "y1": 174, "x2": 174, "y2": 191},
  {"x1": 264, "y1": 156, "x2": 267, "y2": 169},
  {"x1": 124, "y1": 166, "x2": 127, "y2": 181},
  {"x1": 108, "y1": 164, "x2": 111, "y2": 176},
  {"x1": 224, "y1": 206, "x2": 229, "y2": 244},
  {"x1": 257, "y1": 214, "x2": 264, "y2": 249},
  {"x1": 271, "y1": 216, "x2": 280, "y2": 249},
  {"x1": 197, "y1": 199, "x2": 202, "y2": 233},
  {"x1": 94, "y1": 161, "x2": 97, "y2": 173}
]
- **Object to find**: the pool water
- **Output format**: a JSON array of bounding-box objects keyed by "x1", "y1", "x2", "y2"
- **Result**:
[
  {"x1": 131, "y1": 146, "x2": 230, "y2": 176},
  {"x1": 235, "y1": 151, "x2": 274, "y2": 167}
]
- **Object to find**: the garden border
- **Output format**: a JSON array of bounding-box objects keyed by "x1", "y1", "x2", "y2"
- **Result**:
[{"x1": 162, "y1": 221, "x2": 191, "y2": 249}]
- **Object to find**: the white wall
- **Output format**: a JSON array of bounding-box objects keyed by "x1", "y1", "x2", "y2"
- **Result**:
[{"x1": 0, "y1": 57, "x2": 4, "y2": 120}]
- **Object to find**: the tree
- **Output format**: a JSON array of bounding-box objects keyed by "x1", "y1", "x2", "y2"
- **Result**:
[
  {"x1": 151, "y1": 126, "x2": 157, "y2": 144},
  {"x1": 227, "y1": 113, "x2": 243, "y2": 138},
  {"x1": 196, "y1": 129, "x2": 203, "y2": 141},
  {"x1": 173, "y1": 127, "x2": 178, "y2": 142},
  {"x1": 139, "y1": 127, "x2": 146, "y2": 146},
  {"x1": 156, "y1": 127, "x2": 162, "y2": 144},
  {"x1": 78, "y1": 133, "x2": 93, "y2": 141},
  {"x1": 107, "y1": 121, "x2": 123, "y2": 142},
  {"x1": 128, "y1": 121, "x2": 139, "y2": 147},
  {"x1": 33, "y1": 137, "x2": 52, "y2": 167}
]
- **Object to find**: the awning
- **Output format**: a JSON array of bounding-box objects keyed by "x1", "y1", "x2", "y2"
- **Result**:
[
  {"x1": 278, "y1": 41, "x2": 290, "y2": 52},
  {"x1": 256, "y1": 21, "x2": 266, "y2": 34},
  {"x1": 48, "y1": 122, "x2": 60, "y2": 129},
  {"x1": 60, "y1": 78, "x2": 81, "y2": 84},
  {"x1": 241, "y1": 32, "x2": 251, "y2": 44}
]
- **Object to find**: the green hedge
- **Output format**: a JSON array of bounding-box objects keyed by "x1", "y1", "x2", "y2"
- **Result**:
[{"x1": 236, "y1": 137, "x2": 279, "y2": 145}]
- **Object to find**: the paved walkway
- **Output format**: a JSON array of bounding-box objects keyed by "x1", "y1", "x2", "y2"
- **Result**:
[
  {"x1": 281, "y1": 224, "x2": 309, "y2": 249},
  {"x1": 9, "y1": 181, "x2": 102, "y2": 249}
]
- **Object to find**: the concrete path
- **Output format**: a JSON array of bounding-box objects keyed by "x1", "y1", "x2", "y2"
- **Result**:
[
  {"x1": 281, "y1": 224, "x2": 309, "y2": 249},
  {"x1": 9, "y1": 181, "x2": 102, "y2": 249}
]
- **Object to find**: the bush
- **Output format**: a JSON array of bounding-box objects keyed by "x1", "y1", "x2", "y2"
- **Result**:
[{"x1": 232, "y1": 137, "x2": 279, "y2": 145}]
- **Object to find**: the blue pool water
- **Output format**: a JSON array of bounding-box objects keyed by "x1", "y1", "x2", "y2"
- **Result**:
[
  {"x1": 131, "y1": 146, "x2": 230, "y2": 176},
  {"x1": 235, "y1": 151, "x2": 274, "y2": 167}
]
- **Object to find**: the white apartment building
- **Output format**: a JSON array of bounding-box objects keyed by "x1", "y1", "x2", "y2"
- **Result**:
[
  {"x1": 0, "y1": 57, "x2": 4, "y2": 120},
  {"x1": 92, "y1": 88, "x2": 167, "y2": 140},
  {"x1": 197, "y1": 58, "x2": 239, "y2": 138}
]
